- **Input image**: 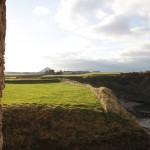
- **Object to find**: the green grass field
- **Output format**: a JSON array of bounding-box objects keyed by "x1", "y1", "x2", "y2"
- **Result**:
[
  {"x1": 41, "y1": 72, "x2": 120, "y2": 79},
  {"x1": 2, "y1": 81, "x2": 101, "y2": 109}
]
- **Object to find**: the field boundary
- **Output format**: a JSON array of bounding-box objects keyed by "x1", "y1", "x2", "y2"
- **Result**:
[{"x1": 60, "y1": 78, "x2": 136, "y2": 119}]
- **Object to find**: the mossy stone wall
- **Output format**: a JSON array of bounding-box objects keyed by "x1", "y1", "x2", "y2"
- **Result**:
[{"x1": 0, "y1": 0, "x2": 6, "y2": 149}]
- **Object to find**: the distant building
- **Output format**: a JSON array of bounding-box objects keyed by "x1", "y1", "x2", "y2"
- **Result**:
[{"x1": 39, "y1": 67, "x2": 55, "y2": 75}]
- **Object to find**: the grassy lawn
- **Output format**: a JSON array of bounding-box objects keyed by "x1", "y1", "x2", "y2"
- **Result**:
[{"x1": 2, "y1": 81, "x2": 100, "y2": 108}]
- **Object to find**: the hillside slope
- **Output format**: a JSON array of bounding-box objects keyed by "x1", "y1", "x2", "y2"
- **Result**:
[
  {"x1": 2, "y1": 83, "x2": 149, "y2": 150},
  {"x1": 41, "y1": 72, "x2": 150, "y2": 103}
]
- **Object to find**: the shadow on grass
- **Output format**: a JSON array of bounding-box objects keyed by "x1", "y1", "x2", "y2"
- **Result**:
[
  {"x1": 5, "y1": 79, "x2": 60, "y2": 84},
  {"x1": 2, "y1": 104, "x2": 149, "y2": 150}
]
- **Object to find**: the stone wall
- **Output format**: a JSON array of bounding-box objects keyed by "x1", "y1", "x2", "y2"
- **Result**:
[{"x1": 0, "y1": 0, "x2": 6, "y2": 149}]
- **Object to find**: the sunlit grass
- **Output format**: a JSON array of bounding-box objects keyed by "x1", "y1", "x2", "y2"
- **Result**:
[
  {"x1": 42, "y1": 72, "x2": 121, "y2": 78},
  {"x1": 1, "y1": 82, "x2": 100, "y2": 108}
]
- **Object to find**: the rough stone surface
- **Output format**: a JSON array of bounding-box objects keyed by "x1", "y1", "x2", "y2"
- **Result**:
[{"x1": 0, "y1": 0, "x2": 6, "y2": 149}]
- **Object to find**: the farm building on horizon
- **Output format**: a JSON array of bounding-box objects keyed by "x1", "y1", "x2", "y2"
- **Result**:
[{"x1": 39, "y1": 67, "x2": 55, "y2": 75}]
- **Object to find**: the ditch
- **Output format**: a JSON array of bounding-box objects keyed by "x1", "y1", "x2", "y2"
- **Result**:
[{"x1": 119, "y1": 99, "x2": 150, "y2": 135}]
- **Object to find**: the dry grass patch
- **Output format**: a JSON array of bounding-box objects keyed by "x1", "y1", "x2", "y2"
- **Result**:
[{"x1": 2, "y1": 104, "x2": 149, "y2": 150}]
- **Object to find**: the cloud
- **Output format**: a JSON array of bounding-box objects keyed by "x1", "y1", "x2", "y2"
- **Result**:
[
  {"x1": 55, "y1": 0, "x2": 150, "y2": 42},
  {"x1": 44, "y1": 53, "x2": 114, "y2": 71},
  {"x1": 78, "y1": 15, "x2": 131, "y2": 40},
  {"x1": 109, "y1": 41, "x2": 150, "y2": 71},
  {"x1": 55, "y1": 0, "x2": 109, "y2": 30},
  {"x1": 7, "y1": 0, "x2": 150, "y2": 72},
  {"x1": 44, "y1": 39, "x2": 150, "y2": 72},
  {"x1": 44, "y1": 41, "x2": 150, "y2": 72},
  {"x1": 45, "y1": 53, "x2": 149, "y2": 72},
  {"x1": 112, "y1": 0, "x2": 150, "y2": 17},
  {"x1": 94, "y1": 9, "x2": 108, "y2": 20},
  {"x1": 60, "y1": 36, "x2": 97, "y2": 52},
  {"x1": 118, "y1": 42, "x2": 150, "y2": 62},
  {"x1": 79, "y1": 15, "x2": 150, "y2": 41},
  {"x1": 33, "y1": 6, "x2": 50, "y2": 15},
  {"x1": 55, "y1": 0, "x2": 87, "y2": 30}
]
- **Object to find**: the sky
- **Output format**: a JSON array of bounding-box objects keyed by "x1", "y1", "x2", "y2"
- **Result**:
[{"x1": 5, "y1": 0, "x2": 150, "y2": 72}]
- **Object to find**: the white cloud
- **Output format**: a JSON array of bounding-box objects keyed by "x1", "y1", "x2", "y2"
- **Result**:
[
  {"x1": 6, "y1": 0, "x2": 150, "y2": 72},
  {"x1": 44, "y1": 39, "x2": 150, "y2": 72},
  {"x1": 55, "y1": 0, "x2": 87, "y2": 30},
  {"x1": 94, "y1": 9, "x2": 108, "y2": 20},
  {"x1": 33, "y1": 6, "x2": 50, "y2": 15},
  {"x1": 45, "y1": 42, "x2": 150, "y2": 72},
  {"x1": 89, "y1": 15, "x2": 130, "y2": 39},
  {"x1": 55, "y1": 0, "x2": 109, "y2": 30},
  {"x1": 112, "y1": 0, "x2": 150, "y2": 16},
  {"x1": 107, "y1": 41, "x2": 150, "y2": 72},
  {"x1": 79, "y1": 15, "x2": 150, "y2": 41},
  {"x1": 61, "y1": 36, "x2": 96, "y2": 51},
  {"x1": 130, "y1": 26, "x2": 150, "y2": 36},
  {"x1": 55, "y1": 0, "x2": 150, "y2": 41}
]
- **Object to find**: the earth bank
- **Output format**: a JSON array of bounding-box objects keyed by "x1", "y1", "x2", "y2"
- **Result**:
[{"x1": 2, "y1": 86, "x2": 149, "y2": 150}]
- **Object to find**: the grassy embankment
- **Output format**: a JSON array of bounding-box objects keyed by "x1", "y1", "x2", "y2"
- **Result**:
[
  {"x1": 1, "y1": 76, "x2": 150, "y2": 149},
  {"x1": 40, "y1": 72, "x2": 150, "y2": 103}
]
